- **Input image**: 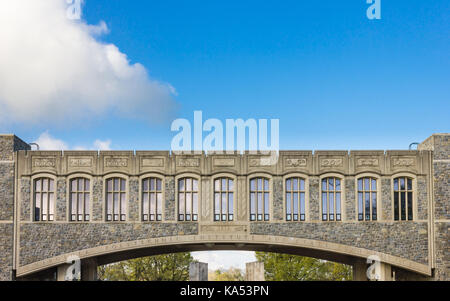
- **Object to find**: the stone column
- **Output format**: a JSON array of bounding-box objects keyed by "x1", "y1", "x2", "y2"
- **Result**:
[
  {"x1": 352, "y1": 258, "x2": 367, "y2": 281},
  {"x1": 0, "y1": 135, "x2": 30, "y2": 281},
  {"x1": 189, "y1": 262, "x2": 208, "y2": 281},
  {"x1": 245, "y1": 261, "x2": 265, "y2": 281},
  {"x1": 81, "y1": 258, "x2": 98, "y2": 281}
]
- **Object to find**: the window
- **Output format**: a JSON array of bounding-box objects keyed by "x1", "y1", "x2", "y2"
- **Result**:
[
  {"x1": 250, "y1": 178, "x2": 270, "y2": 221},
  {"x1": 321, "y1": 177, "x2": 342, "y2": 221},
  {"x1": 214, "y1": 178, "x2": 234, "y2": 221},
  {"x1": 178, "y1": 178, "x2": 198, "y2": 221},
  {"x1": 106, "y1": 178, "x2": 126, "y2": 221},
  {"x1": 394, "y1": 177, "x2": 413, "y2": 221},
  {"x1": 69, "y1": 178, "x2": 90, "y2": 222},
  {"x1": 34, "y1": 178, "x2": 55, "y2": 221},
  {"x1": 285, "y1": 178, "x2": 306, "y2": 221},
  {"x1": 142, "y1": 178, "x2": 162, "y2": 221},
  {"x1": 357, "y1": 178, "x2": 377, "y2": 221}
]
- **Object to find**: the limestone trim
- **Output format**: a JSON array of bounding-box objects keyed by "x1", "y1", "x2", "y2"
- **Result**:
[
  {"x1": 354, "y1": 173, "x2": 382, "y2": 221},
  {"x1": 66, "y1": 173, "x2": 94, "y2": 223},
  {"x1": 210, "y1": 173, "x2": 238, "y2": 223},
  {"x1": 103, "y1": 173, "x2": 130, "y2": 223},
  {"x1": 15, "y1": 234, "x2": 432, "y2": 278},
  {"x1": 319, "y1": 173, "x2": 346, "y2": 221},
  {"x1": 390, "y1": 172, "x2": 418, "y2": 222},
  {"x1": 282, "y1": 173, "x2": 310, "y2": 222},
  {"x1": 138, "y1": 173, "x2": 166, "y2": 222},
  {"x1": 247, "y1": 172, "x2": 273, "y2": 222},
  {"x1": 30, "y1": 173, "x2": 58, "y2": 223}
]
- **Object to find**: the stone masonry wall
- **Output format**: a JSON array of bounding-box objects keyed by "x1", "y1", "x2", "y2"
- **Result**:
[{"x1": 0, "y1": 135, "x2": 30, "y2": 280}]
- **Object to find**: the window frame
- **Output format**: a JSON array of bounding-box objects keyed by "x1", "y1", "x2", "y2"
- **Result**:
[
  {"x1": 319, "y1": 174, "x2": 345, "y2": 222},
  {"x1": 139, "y1": 174, "x2": 164, "y2": 222},
  {"x1": 104, "y1": 174, "x2": 128, "y2": 222},
  {"x1": 212, "y1": 174, "x2": 237, "y2": 222},
  {"x1": 31, "y1": 174, "x2": 57, "y2": 222},
  {"x1": 248, "y1": 174, "x2": 272, "y2": 222},
  {"x1": 175, "y1": 174, "x2": 201, "y2": 222},
  {"x1": 67, "y1": 174, "x2": 93, "y2": 222},
  {"x1": 283, "y1": 174, "x2": 309, "y2": 222},
  {"x1": 392, "y1": 173, "x2": 417, "y2": 221},
  {"x1": 355, "y1": 174, "x2": 381, "y2": 222}
]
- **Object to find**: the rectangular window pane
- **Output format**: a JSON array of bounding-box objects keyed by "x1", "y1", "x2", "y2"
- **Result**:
[
  {"x1": 192, "y1": 192, "x2": 198, "y2": 215},
  {"x1": 293, "y1": 178, "x2": 298, "y2": 191},
  {"x1": 371, "y1": 179, "x2": 376, "y2": 191},
  {"x1": 250, "y1": 180, "x2": 255, "y2": 191},
  {"x1": 264, "y1": 179, "x2": 269, "y2": 191},
  {"x1": 335, "y1": 179, "x2": 341, "y2": 191},
  {"x1": 222, "y1": 179, "x2": 227, "y2": 191},
  {"x1": 78, "y1": 178, "x2": 84, "y2": 191},
  {"x1": 156, "y1": 179, "x2": 162, "y2": 191},
  {"x1": 293, "y1": 192, "x2": 298, "y2": 215},
  {"x1": 179, "y1": 193, "x2": 185, "y2": 215},
  {"x1": 193, "y1": 179, "x2": 198, "y2": 192},
  {"x1": 42, "y1": 193, "x2": 48, "y2": 217},
  {"x1": 365, "y1": 192, "x2": 370, "y2": 220},
  {"x1": 322, "y1": 179, "x2": 327, "y2": 191},
  {"x1": 300, "y1": 179, "x2": 305, "y2": 191},
  {"x1": 228, "y1": 179, "x2": 234, "y2": 191},
  {"x1": 150, "y1": 178, "x2": 155, "y2": 191},
  {"x1": 322, "y1": 193, "x2": 327, "y2": 216},
  {"x1": 407, "y1": 192, "x2": 413, "y2": 220},
  {"x1": 215, "y1": 180, "x2": 220, "y2": 191},
  {"x1": 257, "y1": 178, "x2": 262, "y2": 190},
  {"x1": 35, "y1": 180, "x2": 41, "y2": 192},
  {"x1": 328, "y1": 178, "x2": 334, "y2": 191},
  {"x1": 179, "y1": 179, "x2": 184, "y2": 192},
  {"x1": 300, "y1": 192, "x2": 305, "y2": 216},
  {"x1": 264, "y1": 193, "x2": 269, "y2": 215},
  {"x1": 71, "y1": 193, "x2": 77, "y2": 215},
  {"x1": 143, "y1": 193, "x2": 149, "y2": 216},
  {"x1": 85, "y1": 179, "x2": 90, "y2": 191},
  {"x1": 78, "y1": 193, "x2": 83, "y2": 215},
  {"x1": 372, "y1": 192, "x2": 377, "y2": 220},
  {"x1": 394, "y1": 192, "x2": 399, "y2": 220},
  {"x1": 401, "y1": 192, "x2": 406, "y2": 220},
  {"x1": 107, "y1": 193, "x2": 113, "y2": 215},
  {"x1": 157, "y1": 193, "x2": 162, "y2": 215},
  {"x1": 286, "y1": 193, "x2": 291, "y2": 215},
  {"x1": 114, "y1": 178, "x2": 119, "y2": 191},
  {"x1": 107, "y1": 179, "x2": 112, "y2": 191},
  {"x1": 221, "y1": 193, "x2": 227, "y2": 214},
  {"x1": 364, "y1": 178, "x2": 370, "y2": 191},
  {"x1": 120, "y1": 193, "x2": 126, "y2": 216},
  {"x1": 121, "y1": 179, "x2": 126, "y2": 191},
  {"x1": 329, "y1": 193, "x2": 334, "y2": 215},
  {"x1": 214, "y1": 193, "x2": 220, "y2": 214},
  {"x1": 336, "y1": 192, "x2": 341, "y2": 215},
  {"x1": 358, "y1": 179, "x2": 363, "y2": 191},
  {"x1": 358, "y1": 192, "x2": 363, "y2": 216},
  {"x1": 250, "y1": 193, "x2": 255, "y2": 215},
  {"x1": 286, "y1": 179, "x2": 291, "y2": 191},
  {"x1": 150, "y1": 193, "x2": 156, "y2": 215},
  {"x1": 407, "y1": 179, "x2": 412, "y2": 191},
  {"x1": 113, "y1": 193, "x2": 119, "y2": 215},
  {"x1": 186, "y1": 178, "x2": 192, "y2": 191},
  {"x1": 228, "y1": 193, "x2": 233, "y2": 215},
  {"x1": 394, "y1": 178, "x2": 398, "y2": 191},
  {"x1": 186, "y1": 193, "x2": 192, "y2": 214},
  {"x1": 400, "y1": 178, "x2": 405, "y2": 190},
  {"x1": 257, "y1": 193, "x2": 263, "y2": 214}
]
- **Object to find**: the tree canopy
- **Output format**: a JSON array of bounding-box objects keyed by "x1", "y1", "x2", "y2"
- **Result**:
[{"x1": 255, "y1": 252, "x2": 352, "y2": 281}]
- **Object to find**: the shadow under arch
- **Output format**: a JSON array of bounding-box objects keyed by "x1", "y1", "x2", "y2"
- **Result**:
[{"x1": 16, "y1": 234, "x2": 431, "y2": 278}]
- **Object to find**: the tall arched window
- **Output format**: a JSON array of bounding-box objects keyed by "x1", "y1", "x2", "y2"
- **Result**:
[
  {"x1": 357, "y1": 177, "x2": 377, "y2": 221},
  {"x1": 250, "y1": 178, "x2": 270, "y2": 221},
  {"x1": 142, "y1": 178, "x2": 162, "y2": 221},
  {"x1": 69, "y1": 178, "x2": 90, "y2": 222},
  {"x1": 394, "y1": 177, "x2": 413, "y2": 221},
  {"x1": 178, "y1": 178, "x2": 198, "y2": 221},
  {"x1": 285, "y1": 177, "x2": 306, "y2": 221},
  {"x1": 321, "y1": 177, "x2": 341, "y2": 221},
  {"x1": 106, "y1": 178, "x2": 126, "y2": 222},
  {"x1": 214, "y1": 178, "x2": 234, "y2": 221},
  {"x1": 34, "y1": 178, "x2": 55, "y2": 221}
]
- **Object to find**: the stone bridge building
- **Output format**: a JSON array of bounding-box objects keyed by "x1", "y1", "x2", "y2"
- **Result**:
[{"x1": 0, "y1": 133, "x2": 448, "y2": 281}]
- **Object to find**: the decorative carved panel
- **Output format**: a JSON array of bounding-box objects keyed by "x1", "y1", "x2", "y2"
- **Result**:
[
  {"x1": 104, "y1": 157, "x2": 128, "y2": 168},
  {"x1": 177, "y1": 158, "x2": 200, "y2": 167},
  {"x1": 141, "y1": 158, "x2": 164, "y2": 167},
  {"x1": 33, "y1": 157, "x2": 56, "y2": 168},
  {"x1": 356, "y1": 158, "x2": 379, "y2": 167},
  {"x1": 320, "y1": 158, "x2": 343, "y2": 167},
  {"x1": 285, "y1": 158, "x2": 307, "y2": 167},
  {"x1": 68, "y1": 157, "x2": 93, "y2": 168},
  {"x1": 213, "y1": 158, "x2": 235, "y2": 167}
]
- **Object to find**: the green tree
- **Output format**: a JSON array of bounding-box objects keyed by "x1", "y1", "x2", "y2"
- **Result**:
[
  {"x1": 209, "y1": 267, "x2": 244, "y2": 281},
  {"x1": 98, "y1": 252, "x2": 195, "y2": 281},
  {"x1": 255, "y1": 252, "x2": 352, "y2": 281}
]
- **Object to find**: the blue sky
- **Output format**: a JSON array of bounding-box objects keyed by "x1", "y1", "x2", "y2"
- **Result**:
[
  {"x1": 1, "y1": 0, "x2": 449, "y2": 150},
  {"x1": 0, "y1": 0, "x2": 448, "y2": 271}
]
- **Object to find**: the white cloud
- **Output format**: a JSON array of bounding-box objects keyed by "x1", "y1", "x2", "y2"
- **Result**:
[
  {"x1": 35, "y1": 131, "x2": 111, "y2": 150},
  {"x1": 191, "y1": 251, "x2": 256, "y2": 271},
  {"x1": 0, "y1": 0, "x2": 177, "y2": 126}
]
